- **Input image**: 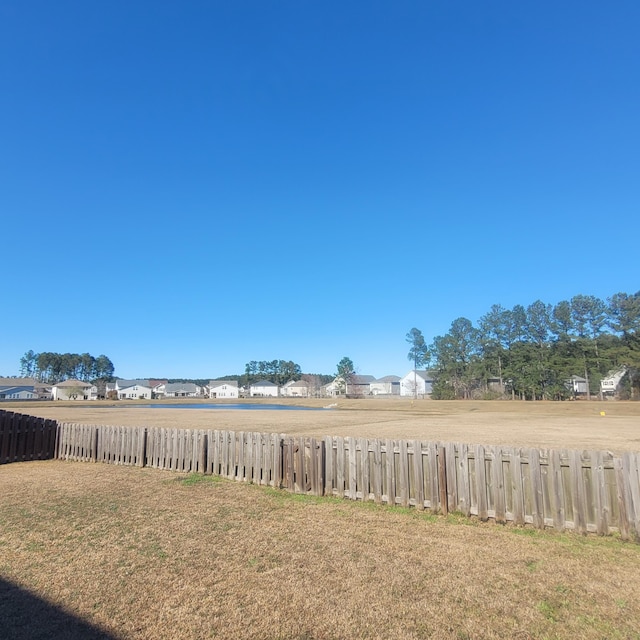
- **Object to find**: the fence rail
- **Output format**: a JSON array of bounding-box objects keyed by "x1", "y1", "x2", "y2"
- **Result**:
[{"x1": 3, "y1": 410, "x2": 640, "y2": 541}]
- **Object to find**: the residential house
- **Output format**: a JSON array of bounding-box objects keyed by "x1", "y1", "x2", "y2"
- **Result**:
[
  {"x1": 249, "y1": 380, "x2": 279, "y2": 397},
  {"x1": 34, "y1": 382, "x2": 53, "y2": 400},
  {"x1": 565, "y1": 375, "x2": 588, "y2": 396},
  {"x1": 0, "y1": 385, "x2": 38, "y2": 400},
  {"x1": 114, "y1": 379, "x2": 153, "y2": 400},
  {"x1": 369, "y1": 375, "x2": 401, "y2": 396},
  {"x1": 164, "y1": 382, "x2": 201, "y2": 398},
  {"x1": 601, "y1": 367, "x2": 628, "y2": 397},
  {"x1": 52, "y1": 379, "x2": 98, "y2": 401},
  {"x1": 323, "y1": 379, "x2": 341, "y2": 397},
  {"x1": 325, "y1": 374, "x2": 376, "y2": 397},
  {"x1": 281, "y1": 380, "x2": 310, "y2": 397},
  {"x1": 400, "y1": 370, "x2": 434, "y2": 397},
  {"x1": 209, "y1": 380, "x2": 239, "y2": 399},
  {"x1": 149, "y1": 379, "x2": 169, "y2": 398},
  {"x1": 349, "y1": 375, "x2": 376, "y2": 396},
  {"x1": 0, "y1": 377, "x2": 37, "y2": 401}
]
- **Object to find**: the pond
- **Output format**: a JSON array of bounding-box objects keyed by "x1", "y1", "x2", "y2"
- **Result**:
[{"x1": 125, "y1": 403, "x2": 327, "y2": 411}]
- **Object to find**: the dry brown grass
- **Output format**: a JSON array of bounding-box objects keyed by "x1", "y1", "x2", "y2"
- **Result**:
[
  {"x1": 2, "y1": 460, "x2": 640, "y2": 639},
  {"x1": 9, "y1": 397, "x2": 640, "y2": 453}
]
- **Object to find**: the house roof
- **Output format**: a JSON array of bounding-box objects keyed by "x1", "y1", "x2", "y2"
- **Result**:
[
  {"x1": 165, "y1": 382, "x2": 198, "y2": 393},
  {"x1": 55, "y1": 379, "x2": 93, "y2": 388},
  {"x1": 283, "y1": 380, "x2": 309, "y2": 388},
  {"x1": 0, "y1": 386, "x2": 35, "y2": 394},
  {"x1": 351, "y1": 375, "x2": 376, "y2": 384},
  {"x1": 116, "y1": 379, "x2": 151, "y2": 389},
  {"x1": 402, "y1": 370, "x2": 435, "y2": 381},
  {"x1": 251, "y1": 380, "x2": 278, "y2": 387},
  {"x1": 0, "y1": 377, "x2": 37, "y2": 386},
  {"x1": 375, "y1": 375, "x2": 401, "y2": 383},
  {"x1": 210, "y1": 380, "x2": 238, "y2": 388}
]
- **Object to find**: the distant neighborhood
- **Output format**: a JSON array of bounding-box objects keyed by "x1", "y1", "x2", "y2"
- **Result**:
[
  {"x1": 0, "y1": 367, "x2": 631, "y2": 402},
  {"x1": 0, "y1": 372, "x2": 432, "y2": 401}
]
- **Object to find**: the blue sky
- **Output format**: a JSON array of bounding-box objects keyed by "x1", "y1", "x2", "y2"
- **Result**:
[{"x1": 1, "y1": 1, "x2": 639, "y2": 380}]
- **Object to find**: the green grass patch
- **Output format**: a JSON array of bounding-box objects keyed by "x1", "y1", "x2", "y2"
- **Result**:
[{"x1": 175, "y1": 473, "x2": 221, "y2": 487}]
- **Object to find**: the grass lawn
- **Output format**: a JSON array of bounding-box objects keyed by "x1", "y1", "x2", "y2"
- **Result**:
[{"x1": 2, "y1": 460, "x2": 640, "y2": 639}]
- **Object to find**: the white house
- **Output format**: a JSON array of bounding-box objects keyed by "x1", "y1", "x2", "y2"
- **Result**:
[
  {"x1": 149, "y1": 380, "x2": 168, "y2": 397},
  {"x1": 0, "y1": 378, "x2": 38, "y2": 400},
  {"x1": 323, "y1": 379, "x2": 341, "y2": 397},
  {"x1": 281, "y1": 380, "x2": 310, "y2": 397},
  {"x1": 250, "y1": 380, "x2": 279, "y2": 397},
  {"x1": 115, "y1": 379, "x2": 153, "y2": 400},
  {"x1": 325, "y1": 374, "x2": 376, "y2": 397},
  {"x1": 152, "y1": 382, "x2": 166, "y2": 397},
  {"x1": 601, "y1": 367, "x2": 628, "y2": 396},
  {"x1": 369, "y1": 375, "x2": 401, "y2": 396},
  {"x1": 164, "y1": 382, "x2": 201, "y2": 398},
  {"x1": 209, "y1": 380, "x2": 239, "y2": 399},
  {"x1": 0, "y1": 385, "x2": 38, "y2": 400},
  {"x1": 52, "y1": 379, "x2": 98, "y2": 401},
  {"x1": 400, "y1": 370, "x2": 434, "y2": 397}
]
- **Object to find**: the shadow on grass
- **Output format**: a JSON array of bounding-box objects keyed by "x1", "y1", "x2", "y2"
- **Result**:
[{"x1": 0, "y1": 577, "x2": 118, "y2": 639}]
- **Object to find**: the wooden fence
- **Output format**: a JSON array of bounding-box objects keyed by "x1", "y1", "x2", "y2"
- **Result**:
[
  {"x1": 0, "y1": 410, "x2": 58, "y2": 464},
  {"x1": 4, "y1": 410, "x2": 640, "y2": 541}
]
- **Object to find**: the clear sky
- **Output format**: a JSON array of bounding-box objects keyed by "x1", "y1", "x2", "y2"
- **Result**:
[{"x1": 1, "y1": 1, "x2": 639, "y2": 380}]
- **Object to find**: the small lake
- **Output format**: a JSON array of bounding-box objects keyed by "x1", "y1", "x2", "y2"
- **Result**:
[{"x1": 126, "y1": 403, "x2": 326, "y2": 411}]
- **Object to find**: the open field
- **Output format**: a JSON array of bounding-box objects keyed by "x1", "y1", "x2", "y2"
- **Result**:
[
  {"x1": 2, "y1": 460, "x2": 640, "y2": 640},
  {"x1": 7, "y1": 398, "x2": 640, "y2": 453}
]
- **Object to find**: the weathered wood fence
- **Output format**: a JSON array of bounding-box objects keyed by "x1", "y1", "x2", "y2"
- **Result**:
[
  {"x1": 0, "y1": 410, "x2": 58, "y2": 464},
  {"x1": 4, "y1": 410, "x2": 640, "y2": 541},
  {"x1": 55, "y1": 421, "x2": 640, "y2": 541}
]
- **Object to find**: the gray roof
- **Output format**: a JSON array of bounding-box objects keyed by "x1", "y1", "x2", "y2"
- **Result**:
[
  {"x1": 116, "y1": 379, "x2": 151, "y2": 389},
  {"x1": 251, "y1": 380, "x2": 278, "y2": 387},
  {"x1": 284, "y1": 380, "x2": 309, "y2": 387},
  {"x1": 0, "y1": 377, "x2": 37, "y2": 386},
  {"x1": 165, "y1": 382, "x2": 198, "y2": 393},
  {"x1": 375, "y1": 375, "x2": 401, "y2": 383},
  {"x1": 209, "y1": 380, "x2": 238, "y2": 388},
  {"x1": 0, "y1": 386, "x2": 35, "y2": 393},
  {"x1": 405, "y1": 370, "x2": 436, "y2": 380},
  {"x1": 351, "y1": 375, "x2": 376, "y2": 384},
  {"x1": 55, "y1": 379, "x2": 93, "y2": 388}
]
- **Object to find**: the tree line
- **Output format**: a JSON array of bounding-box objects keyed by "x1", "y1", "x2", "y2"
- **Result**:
[
  {"x1": 239, "y1": 360, "x2": 333, "y2": 391},
  {"x1": 19, "y1": 350, "x2": 115, "y2": 384},
  {"x1": 242, "y1": 360, "x2": 303, "y2": 386},
  {"x1": 408, "y1": 291, "x2": 640, "y2": 400}
]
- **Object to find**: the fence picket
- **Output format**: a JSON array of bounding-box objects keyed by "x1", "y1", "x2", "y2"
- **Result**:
[
  {"x1": 511, "y1": 449, "x2": 525, "y2": 526},
  {"x1": 550, "y1": 449, "x2": 566, "y2": 531},
  {"x1": 570, "y1": 449, "x2": 588, "y2": 534},
  {"x1": 372, "y1": 438, "x2": 382, "y2": 503},
  {"x1": 385, "y1": 439, "x2": 396, "y2": 506},
  {"x1": 413, "y1": 440, "x2": 424, "y2": 510},
  {"x1": 475, "y1": 445, "x2": 488, "y2": 521},
  {"x1": 348, "y1": 437, "x2": 357, "y2": 500},
  {"x1": 359, "y1": 437, "x2": 368, "y2": 501},
  {"x1": 623, "y1": 452, "x2": 640, "y2": 540},
  {"x1": 529, "y1": 448, "x2": 544, "y2": 529},
  {"x1": 336, "y1": 437, "x2": 345, "y2": 497}
]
